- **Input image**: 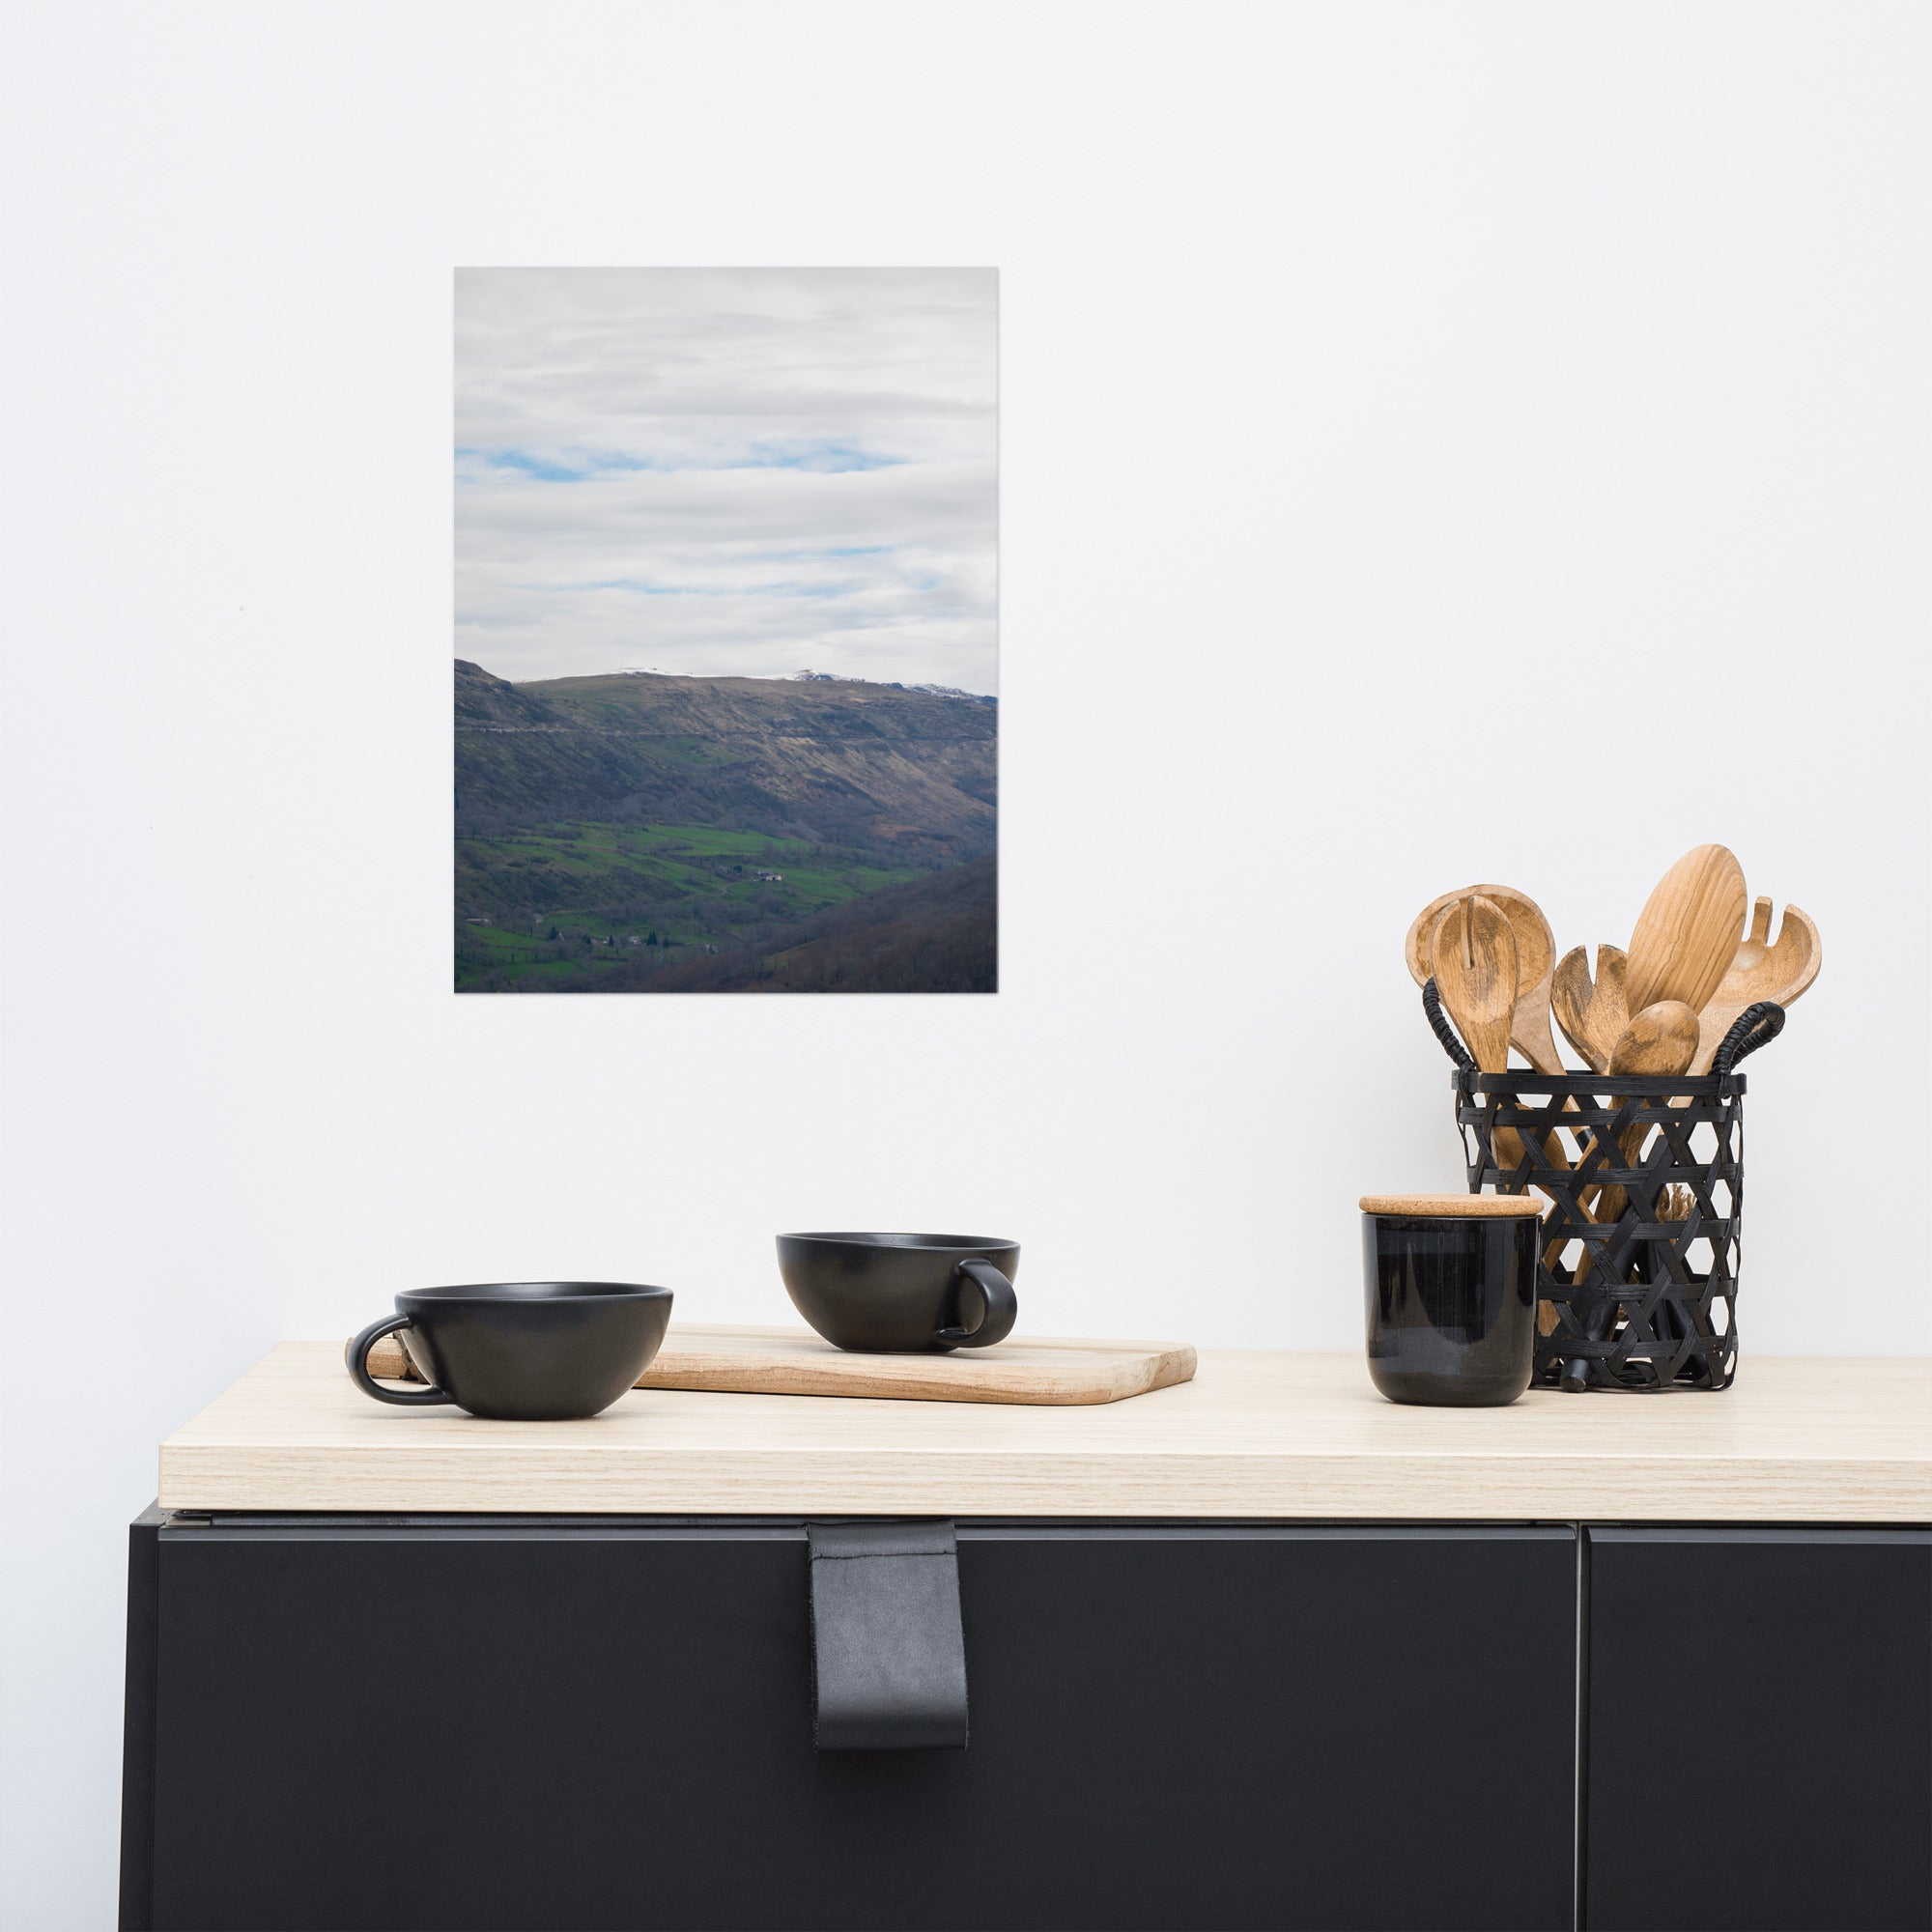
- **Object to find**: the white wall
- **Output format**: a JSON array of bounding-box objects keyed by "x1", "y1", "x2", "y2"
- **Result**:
[{"x1": 3, "y1": 3, "x2": 1925, "y2": 1921}]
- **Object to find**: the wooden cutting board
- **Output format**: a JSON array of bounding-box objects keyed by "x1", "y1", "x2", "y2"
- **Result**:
[{"x1": 362, "y1": 1322, "x2": 1197, "y2": 1407}]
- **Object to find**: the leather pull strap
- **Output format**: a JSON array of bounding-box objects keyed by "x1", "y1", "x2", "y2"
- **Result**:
[{"x1": 807, "y1": 1520, "x2": 968, "y2": 1751}]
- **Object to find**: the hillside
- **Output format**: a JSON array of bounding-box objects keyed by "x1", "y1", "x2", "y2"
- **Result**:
[
  {"x1": 456, "y1": 661, "x2": 995, "y2": 858},
  {"x1": 647, "y1": 856, "x2": 996, "y2": 993},
  {"x1": 454, "y1": 820, "x2": 926, "y2": 984},
  {"x1": 454, "y1": 661, "x2": 998, "y2": 992}
]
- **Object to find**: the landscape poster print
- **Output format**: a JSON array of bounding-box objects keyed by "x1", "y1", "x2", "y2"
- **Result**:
[{"x1": 455, "y1": 268, "x2": 997, "y2": 993}]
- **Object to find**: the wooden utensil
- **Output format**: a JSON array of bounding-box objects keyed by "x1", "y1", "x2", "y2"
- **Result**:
[
  {"x1": 1428, "y1": 895, "x2": 1518, "y2": 1074},
  {"x1": 1625, "y1": 844, "x2": 1748, "y2": 1017},
  {"x1": 1551, "y1": 945, "x2": 1630, "y2": 1076},
  {"x1": 1406, "y1": 884, "x2": 1564, "y2": 1074},
  {"x1": 1609, "y1": 1001, "x2": 1702, "y2": 1079},
  {"x1": 1690, "y1": 897, "x2": 1822, "y2": 1073},
  {"x1": 1586, "y1": 999, "x2": 1703, "y2": 1225},
  {"x1": 1563, "y1": 1000, "x2": 1702, "y2": 1389},
  {"x1": 1429, "y1": 895, "x2": 1565, "y2": 1187},
  {"x1": 1548, "y1": 945, "x2": 1627, "y2": 1171}
]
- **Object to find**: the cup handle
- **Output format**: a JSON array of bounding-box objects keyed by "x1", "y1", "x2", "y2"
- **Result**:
[
  {"x1": 938, "y1": 1259, "x2": 1017, "y2": 1349},
  {"x1": 345, "y1": 1314, "x2": 454, "y2": 1406}
]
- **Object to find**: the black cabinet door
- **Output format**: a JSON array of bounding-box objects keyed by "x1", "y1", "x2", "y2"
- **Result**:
[
  {"x1": 1584, "y1": 1527, "x2": 1932, "y2": 1932},
  {"x1": 126, "y1": 1517, "x2": 1576, "y2": 1932}
]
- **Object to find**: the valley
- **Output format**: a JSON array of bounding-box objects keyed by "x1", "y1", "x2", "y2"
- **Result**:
[{"x1": 454, "y1": 663, "x2": 997, "y2": 993}]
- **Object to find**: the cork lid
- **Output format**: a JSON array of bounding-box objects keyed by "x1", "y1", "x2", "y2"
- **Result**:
[{"x1": 1359, "y1": 1193, "x2": 1544, "y2": 1218}]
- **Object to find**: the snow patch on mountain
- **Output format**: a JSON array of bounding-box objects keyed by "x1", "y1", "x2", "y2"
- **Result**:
[{"x1": 785, "y1": 668, "x2": 994, "y2": 705}]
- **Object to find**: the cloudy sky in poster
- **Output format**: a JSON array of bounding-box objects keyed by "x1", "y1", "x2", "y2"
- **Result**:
[{"x1": 456, "y1": 269, "x2": 997, "y2": 692}]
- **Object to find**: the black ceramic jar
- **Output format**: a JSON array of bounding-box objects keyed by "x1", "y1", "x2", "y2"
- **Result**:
[{"x1": 1360, "y1": 1195, "x2": 1543, "y2": 1407}]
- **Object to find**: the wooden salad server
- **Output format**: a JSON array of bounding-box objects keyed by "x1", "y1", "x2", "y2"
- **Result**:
[
  {"x1": 1624, "y1": 844, "x2": 1748, "y2": 1018},
  {"x1": 1428, "y1": 895, "x2": 1518, "y2": 1075},
  {"x1": 1428, "y1": 894, "x2": 1564, "y2": 1185},
  {"x1": 1607, "y1": 999, "x2": 1701, "y2": 1089},
  {"x1": 1406, "y1": 884, "x2": 1564, "y2": 1075},
  {"x1": 1430, "y1": 896, "x2": 1577, "y2": 1198},
  {"x1": 1551, "y1": 944, "x2": 1630, "y2": 1076},
  {"x1": 1690, "y1": 897, "x2": 1822, "y2": 1074}
]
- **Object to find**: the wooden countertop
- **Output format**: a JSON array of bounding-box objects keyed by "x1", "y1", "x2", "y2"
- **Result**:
[{"x1": 156, "y1": 1342, "x2": 1932, "y2": 1521}]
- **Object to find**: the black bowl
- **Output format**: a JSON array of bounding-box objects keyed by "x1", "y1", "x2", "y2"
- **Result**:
[
  {"x1": 777, "y1": 1233, "x2": 1019, "y2": 1353},
  {"x1": 348, "y1": 1281, "x2": 673, "y2": 1419}
]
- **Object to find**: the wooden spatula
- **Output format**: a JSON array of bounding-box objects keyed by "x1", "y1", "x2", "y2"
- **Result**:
[{"x1": 1625, "y1": 845, "x2": 1748, "y2": 1017}]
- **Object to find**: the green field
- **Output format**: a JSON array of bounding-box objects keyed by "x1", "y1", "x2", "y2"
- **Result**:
[{"x1": 454, "y1": 822, "x2": 925, "y2": 989}]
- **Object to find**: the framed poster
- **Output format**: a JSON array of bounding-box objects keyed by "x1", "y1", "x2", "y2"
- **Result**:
[{"x1": 455, "y1": 269, "x2": 996, "y2": 993}]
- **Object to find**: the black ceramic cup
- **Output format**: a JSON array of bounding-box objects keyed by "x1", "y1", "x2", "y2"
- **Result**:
[
  {"x1": 1360, "y1": 1196, "x2": 1542, "y2": 1407},
  {"x1": 777, "y1": 1233, "x2": 1019, "y2": 1353},
  {"x1": 344, "y1": 1282, "x2": 673, "y2": 1420}
]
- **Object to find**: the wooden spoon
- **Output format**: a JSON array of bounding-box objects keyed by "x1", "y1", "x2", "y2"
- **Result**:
[
  {"x1": 1591, "y1": 999, "x2": 1703, "y2": 1219},
  {"x1": 1625, "y1": 844, "x2": 1748, "y2": 1018},
  {"x1": 1406, "y1": 884, "x2": 1564, "y2": 1074},
  {"x1": 1690, "y1": 897, "x2": 1822, "y2": 1073},
  {"x1": 1609, "y1": 1000, "x2": 1701, "y2": 1080},
  {"x1": 1551, "y1": 944, "x2": 1630, "y2": 1076},
  {"x1": 1563, "y1": 1000, "x2": 1702, "y2": 1387}
]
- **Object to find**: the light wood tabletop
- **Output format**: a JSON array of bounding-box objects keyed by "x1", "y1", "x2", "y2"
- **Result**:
[{"x1": 157, "y1": 1340, "x2": 1932, "y2": 1522}]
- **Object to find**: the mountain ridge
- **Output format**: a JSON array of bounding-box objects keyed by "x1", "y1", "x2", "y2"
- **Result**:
[{"x1": 456, "y1": 659, "x2": 996, "y2": 854}]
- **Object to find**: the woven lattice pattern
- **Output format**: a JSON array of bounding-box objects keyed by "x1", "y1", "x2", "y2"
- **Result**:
[{"x1": 1451, "y1": 1069, "x2": 1746, "y2": 1391}]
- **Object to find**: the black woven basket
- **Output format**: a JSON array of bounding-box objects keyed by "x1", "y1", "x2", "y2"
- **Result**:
[
  {"x1": 1454, "y1": 1068, "x2": 1747, "y2": 1389},
  {"x1": 1425, "y1": 988, "x2": 1786, "y2": 1392}
]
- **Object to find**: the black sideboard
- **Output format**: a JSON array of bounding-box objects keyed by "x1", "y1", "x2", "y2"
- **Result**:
[{"x1": 119, "y1": 1512, "x2": 1929, "y2": 1932}]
